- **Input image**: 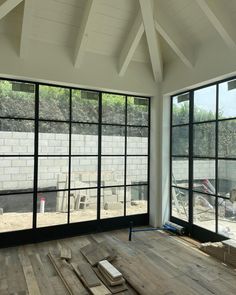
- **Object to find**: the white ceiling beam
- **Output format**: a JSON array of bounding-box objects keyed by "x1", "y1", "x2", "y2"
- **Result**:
[
  {"x1": 139, "y1": 0, "x2": 163, "y2": 82},
  {"x1": 118, "y1": 11, "x2": 144, "y2": 76},
  {"x1": 74, "y1": 0, "x2": 96, "y2": 68},
  {"x1": 0, "y1": 0, "x2": 23, "y2": 20},
  {"x1": 196, "y1": 0, "x2": 236, "y2": 49},
  {"x1": 154, "y1": 6, "x2": 194, "y2": 69},
  {"x1": 20, "y1": 0, "x2": 34, "y2": 59}
]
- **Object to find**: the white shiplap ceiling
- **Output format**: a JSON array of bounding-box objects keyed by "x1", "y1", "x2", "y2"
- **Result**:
[{"x1": 0, "y1": 0, "x2": 236, "y2": 82}]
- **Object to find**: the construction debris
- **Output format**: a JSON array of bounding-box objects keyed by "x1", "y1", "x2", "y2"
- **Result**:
[
  {"x1": 93, "y1": 267, "x2": 127, "y2": 294},
  {"x1": 200, "y1": 239, "x2": 236, "y2": 268},
  {"x1": 48, "y1": 240, "x2": 135, "y2": 294},
  {"x1": 60, "y1": 247, "x2": 72, "y2": 261},
  {"x1": 48, "y1": 252, "x2": 88, "y2": 295}
]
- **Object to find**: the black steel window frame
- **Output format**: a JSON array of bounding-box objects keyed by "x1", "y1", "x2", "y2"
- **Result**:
[
  {"x1": 170, "y1": 75, "x2": 236, "y2": 241},
  {"x1": 0, "y1": 77, "x2": 150, "y2": 246}
]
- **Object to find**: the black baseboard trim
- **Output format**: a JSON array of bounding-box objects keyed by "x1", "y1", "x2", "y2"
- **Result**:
[{"x1": 0, "y1": 214, "x2": 149, "y2": 248}]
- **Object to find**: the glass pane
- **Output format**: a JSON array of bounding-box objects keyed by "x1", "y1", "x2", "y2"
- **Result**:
[
  {"x1": 127, "y1": 96, "x2": 148, "y2": 126},
  {"x1": 70, "y1": 188, "x2": 97, "y2": 223},
  {"x1": 102, "y1": 126, "x2": 125, "y2": 155},
  {"x1": 72, "y1": 89, "x2": 99, "y2": 123},
  {"x1": 218, "y1": 160, "x2": 236, "y2": 197},
  {"x1": 101, "y1": 187, "x2": 124, "y2": 219},
  {"x1": 126, "y1": 156, "x2": 147, "y2": 185},
  {"x1": 172, "y1": 93, "x2": 189, "y2": 125},
  {"x1": 218, "y1": 120, "x2": 236, "y2": 158},
  {"x1": 0, "y1": 157, "x2": 34, "y2": 192},
  {"x1": 101, "y1": 157, "x2": 124, "y2": 186},
  {"x1": 193, "y1": 192, "x2": 215, "y2": 232},
  {"x1": 39, "y1": 122, "x2": 69, "y2": 155},
  {"x1": 193, "y1": 123, "x2": 215, "y2": 157},
  {"x1": 39, "y1": 85, "x2": 69, "y2": 121},
  {"x1": 102, "y1": 94, "x2": 125, "y2": 124},
  {"x1": 0, "y1": 119, "x2": 34, "y2": 155},
  {"x1": 172, "y1": 157, "x2": 189, "y2": 188},
  {"x1": 219, "y1": 79, "x2": 236, "y2": 119},
  {"x1": 127, "y1": 127, "x2": 148, "y2": 155},
  {"x1": 126, "y1": 185, "x2": 148, "y2": 215},
  {"x1": 172, "y1": 126, "x2": 188, "y2": 156},
  {"x1": 0, "y1": 193, "x2": 33, "y2": 232},
  {"x1": 70, "y1": 157, "x2": 97, "y2": 189},
  {"x1": 171, "y1": 187, "x2": 188, "y2": 221},
  {"x1": 38, "y1": 157, "x2": 69, "y2": 191},
  {"x1": 0, "y1": 80, "x2": 35, "y2": 119},
  {"x1": 193, "y1": 159, "x2": 215, "y2": 193},
  {"x1": 71, "y1": 123, "x2": 98, "y2": 155},
  {"x1": 218, "y1": 197, "x2": 236, "y2": 239},
  {"x1": 194, "y1": 85, "x2": 216, "y2": 122},
  {"x1": 37, "y1": 191, "x2": 67, "y2": 227}
]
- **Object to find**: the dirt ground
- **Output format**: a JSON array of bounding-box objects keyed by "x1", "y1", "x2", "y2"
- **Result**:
[{"x1": 0, "y1": 202, "x2": 147, "y2": 233}]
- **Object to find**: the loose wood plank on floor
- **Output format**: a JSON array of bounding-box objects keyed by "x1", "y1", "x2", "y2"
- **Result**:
[
  {"x1": 48, "y1": 252, "x2": 88, "y2": 295},
  {"x1": 0, "y1": 229, "x2": 236, "y2": 295}
]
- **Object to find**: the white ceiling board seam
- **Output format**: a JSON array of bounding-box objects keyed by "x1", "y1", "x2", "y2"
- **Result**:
[{"x1": 196, "y1": 0, "x2": 236, "y2": 49}]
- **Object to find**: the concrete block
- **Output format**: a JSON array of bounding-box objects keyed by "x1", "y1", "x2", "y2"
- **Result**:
[
  {"x1": 0, "y1": 174, "x2": 11, "y2": 181},
  {"x1": 104, "y1": 202, "x2": 123, "y2": 210},
  {"x1": 12, "y1": 159, "x2": 27, "y2": 167},
  {"x1": 12, "y1": 146, "x2": 28, "y2": 153},
  {"x1": 5, "y1": 167, "x2": 20, "y2": 174}
]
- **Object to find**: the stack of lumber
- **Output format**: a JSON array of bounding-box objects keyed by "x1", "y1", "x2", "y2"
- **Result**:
[
  {"x1": 95, "y1": 260, "x2": 127, "y2": 293},
  {"x1": 80, "y1": 241, "x2": 128, "y2": 293},
  {"x1": 200, "y1": 239, "x2": 236, "y2": 268},
  {"x1": 48, "y1": 240, "x2": 132, "y2": 294}
]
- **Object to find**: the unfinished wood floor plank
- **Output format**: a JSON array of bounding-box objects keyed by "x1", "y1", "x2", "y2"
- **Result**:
[
  {"x1": 70, "y1": 262, "x2": 111, "y2": 295},
  {"x1": 1, "y1": 229, "x2": 236, "y2": 295},
  {"x1": 76, "y1": 261, "x2": 101, "y2": 287},
  {"x1": 60, "y1": 247, "x2": 72, "y2": 261},
  {"x1": 80, "y1": 241, "x2": 116, "y2": 266},
  {"x1": 18, "y1": 249, "x2": 41, "y2": 295},
  {"x1": 48, "y1": 252, "x2": 88, "y2": 295},
  {"x1": 29, "y1": 254, "x2": 57, "y2": 295},
  {"x1": 6, "y1": 250, "x2": 28, "y2": 294}
]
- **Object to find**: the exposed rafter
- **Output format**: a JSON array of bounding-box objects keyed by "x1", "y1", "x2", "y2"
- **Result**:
[
  {"x1": 0, "y1": 0, "x2": 23, "y2": 20},
  {"x1": 74, "y1": 0, "x2": 96, "y2": 68},
  {"x1": 20, "y1": 0, "x2": 34, "y2": 59},
  {"x1": 118, "y1": 11, "x2": 144, "y2": 76},
  {"x1": 196, "y1": 0, "x2": 236, "y2": 49},
  {"x1": 154, "y1": 6, "x2": 194, "y2": 68},
  {"x1": 139, "y1": 0, "x2": 163, "y2": 82}
]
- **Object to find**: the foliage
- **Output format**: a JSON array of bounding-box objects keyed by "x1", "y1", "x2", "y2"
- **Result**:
[
  {"x1": 173, "y1": 103, "x2": 236, "y2": 157},
  {"x1": 0, "y1": 80, "x2": 149, "y2": 137}
]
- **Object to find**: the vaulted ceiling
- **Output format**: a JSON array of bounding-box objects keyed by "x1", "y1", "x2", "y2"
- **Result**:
[{"x1": 1, "y1": 0, "x2": 236, "y2": 82}]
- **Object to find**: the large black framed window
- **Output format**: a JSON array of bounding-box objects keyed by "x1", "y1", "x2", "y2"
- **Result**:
[
  {"x1": 0, "y1": 78, "x2": 150, "y2": 236},
  {"x1": 170, "y1": 77, "x2": 236, "y2": 240}
]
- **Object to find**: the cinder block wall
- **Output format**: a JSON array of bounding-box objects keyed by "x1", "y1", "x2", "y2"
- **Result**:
[{"x1": 0, "y1": 131, "x2": 148, "y2": 191}]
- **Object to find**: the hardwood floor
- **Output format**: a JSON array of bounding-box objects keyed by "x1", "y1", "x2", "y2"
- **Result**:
[{"x1": 0, "y1": 228, "x2": 236, "y2": 295}]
